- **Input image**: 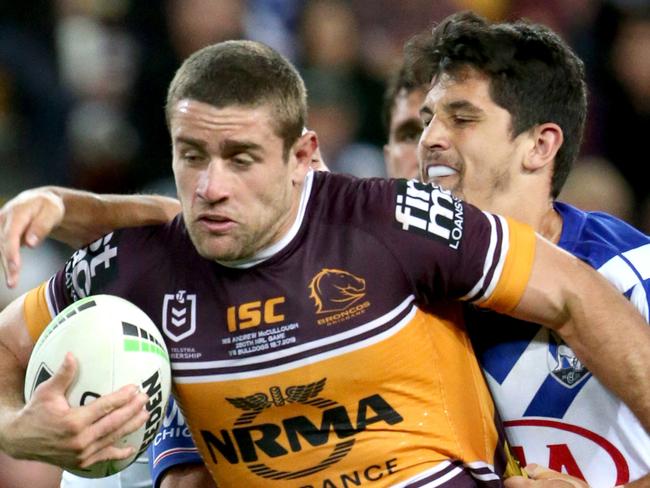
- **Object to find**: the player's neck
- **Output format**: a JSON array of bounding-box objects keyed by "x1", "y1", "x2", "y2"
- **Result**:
[
  {"x1": 537, "y1": 204, "x2": 563, "y2": 244},
  {"x1": 487, "y1": 194, "x2": 562, "y2": 244}
]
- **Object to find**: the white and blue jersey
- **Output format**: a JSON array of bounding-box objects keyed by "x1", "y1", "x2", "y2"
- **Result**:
[
  {"x1": 148, "y1": 399, "x2": 202, "y2": 487},
  {"x1": 467, "y1": 202, "x2": 650, "y2": 487}
]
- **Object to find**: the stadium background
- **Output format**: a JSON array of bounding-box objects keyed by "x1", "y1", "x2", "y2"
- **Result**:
[{"x1": 1, "y1": 0, "x2": 649, "y2": 321}]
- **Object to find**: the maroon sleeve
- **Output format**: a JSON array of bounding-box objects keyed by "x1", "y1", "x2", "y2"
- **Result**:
[{"x1": 313, "y1": 174, "x2": 503, "y2": 303}]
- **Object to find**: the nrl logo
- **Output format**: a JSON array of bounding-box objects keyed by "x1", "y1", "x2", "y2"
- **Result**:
[
  {"x1": 547, "y1": 332, "x2": 591, "y2": 388},
  {"x1": 162, "y1": 290, "x2": 197, "y2": 342},
  {"x1": 308, "y1": 268, "x2": 366, "y2": 314}
]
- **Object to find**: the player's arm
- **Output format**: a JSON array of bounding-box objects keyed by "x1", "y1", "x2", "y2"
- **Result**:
[
  {"x1": 0, "y1": 293, "x2": 150, "y2": 470},
  {"x1": 0, "y1": 186, "x2": 180, "y2": 288},
  {"x1": 160, "y1": 464, "x2": 217, "y2": 488},
  {"x1": 510, "y1": 235, "x2": 650, "y2": 433}
]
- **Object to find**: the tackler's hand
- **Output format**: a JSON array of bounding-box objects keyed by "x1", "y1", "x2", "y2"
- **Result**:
[
  {"x1": 0, "y1": 188, "x2": 64, "y2": 288},
  {"x1": 505, "y1": 464, "x2": 589, "y2": 488}
]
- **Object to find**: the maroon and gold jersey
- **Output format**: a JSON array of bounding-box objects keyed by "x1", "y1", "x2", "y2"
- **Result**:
[{"x1": 24, "y1": 172, "x2": 534, "y2": 487}]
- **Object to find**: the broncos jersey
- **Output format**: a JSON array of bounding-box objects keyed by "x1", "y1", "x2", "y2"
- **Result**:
[
  {"x1": 23, "y1": 171, "x2": 535, "y2": 487},
  {"x1": 467, "y1": 201, "x2": 650, "y2": 487}
]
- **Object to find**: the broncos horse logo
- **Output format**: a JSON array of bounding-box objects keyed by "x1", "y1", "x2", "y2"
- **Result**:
[{"x1": 309, "y1": 268, "x2": 366, "y2": 314}]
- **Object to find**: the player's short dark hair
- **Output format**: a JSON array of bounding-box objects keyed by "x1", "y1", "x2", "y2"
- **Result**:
[
  {"x1": 404, "y1": 11, "x2": 587, "y2": 198},
  {"x1": 166, "y1": 40, "x2": 307, "y2": 159}
]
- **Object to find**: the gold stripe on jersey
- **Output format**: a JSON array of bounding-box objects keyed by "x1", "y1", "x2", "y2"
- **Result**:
[
  {"x1": 23, "y1": 282, "x2": 52, "y2": 343},
  {"x1": 481, "y1": 217, "x2": 536, "y2": 314},
  {"x1": 174, "y1": 303, "x2": 506, "y2": 487}
]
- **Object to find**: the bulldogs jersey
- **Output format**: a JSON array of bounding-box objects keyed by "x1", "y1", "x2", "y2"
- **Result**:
[
  {"x1": 24, "y1": 172, "x2": 535, "y2": 487},
  {"x1": 467, "y1": 202, "x2": 650, "y2": 487},
  {"x1": 149, "y1": 399, "x2": 201, "y2": 487}
]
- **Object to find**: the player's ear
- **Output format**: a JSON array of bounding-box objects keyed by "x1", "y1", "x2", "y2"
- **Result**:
[
  {"x1": 291, "y1": 130, "x2": 320, "y2": 183},
  {"x1": 524, "y1": 123, "x2": 563, "y2": 171}
]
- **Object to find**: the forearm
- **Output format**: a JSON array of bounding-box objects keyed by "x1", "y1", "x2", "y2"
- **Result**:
[
  {"x1": 0, "y1": 353, "x2": 26, "y2": 457},
  {"x1": 561, "y1": 266, "x2": 650, "y2": 432},
  {"x1": 516, "y1": 238, "x2": 650, "y2": 433},
  {"x1": 44, "y1": 186, "x2": 181, "y2": 248},
  {"x1": 0, "y1": 302, "x2": 31, "y2": 457}
]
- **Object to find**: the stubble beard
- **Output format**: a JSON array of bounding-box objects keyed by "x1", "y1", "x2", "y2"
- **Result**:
[{"x1": 188, "y1": 226, "x2": 252, "y2": 263}]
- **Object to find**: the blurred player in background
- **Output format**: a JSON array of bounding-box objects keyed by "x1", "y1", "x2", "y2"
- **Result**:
[{"x1": 381, "y1": 65, "x2": 426, "y2": 180}]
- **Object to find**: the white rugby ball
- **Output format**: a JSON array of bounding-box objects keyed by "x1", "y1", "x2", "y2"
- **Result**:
[{"x1": 24, "y1": 294, "x2": 172, "y2": 478}]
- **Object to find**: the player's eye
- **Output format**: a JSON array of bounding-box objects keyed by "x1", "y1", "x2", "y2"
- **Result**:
[
  {"x1": 180, "y1": 150, "x2": 205, "y2": 164},
  {"x1": 395, "y1": 122, "x2": 423, "y2": 143},
  {"x1": 402, "y1": 127, "x2": 423, "y2": 143},
  {"x1": 451, "y1": 115, "x2": 474, "y2": 126},
  {"x1": 231, "y1": 154, "x2": 255, "y2": 168}
]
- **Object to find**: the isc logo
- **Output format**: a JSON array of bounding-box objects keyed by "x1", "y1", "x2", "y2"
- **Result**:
[{"x1": 227, "y1": 297, "x2": 285, "y2": 332}]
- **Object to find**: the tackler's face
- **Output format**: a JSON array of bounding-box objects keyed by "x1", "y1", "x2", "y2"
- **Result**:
[
  {"x1": 170, "y1": 99, "x2": 310, "y2": 263},
  {"x1": 418, "y1": 67, "x2": 531, "y2": 213}
]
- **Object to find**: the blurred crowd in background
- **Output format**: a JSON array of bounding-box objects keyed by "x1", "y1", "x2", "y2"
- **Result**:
[{"x1": 1, "y1": 0, "x2": 649, "y2": 308}]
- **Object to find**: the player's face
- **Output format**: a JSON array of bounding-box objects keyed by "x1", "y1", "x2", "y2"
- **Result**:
[
  {"x1": 418, "y1": 68, "x2": 530, "y2": 212},
  {"x1": 383, "y1": 88, "x2": 426, "y2": 179},
  {"x1": 170, "y1": 99, "x2": 311, "y2": 263}
]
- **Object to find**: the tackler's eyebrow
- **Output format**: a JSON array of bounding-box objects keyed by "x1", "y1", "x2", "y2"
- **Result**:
[{"x1": 444, "y1": 100, "x2": 484, "y2": 115}]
